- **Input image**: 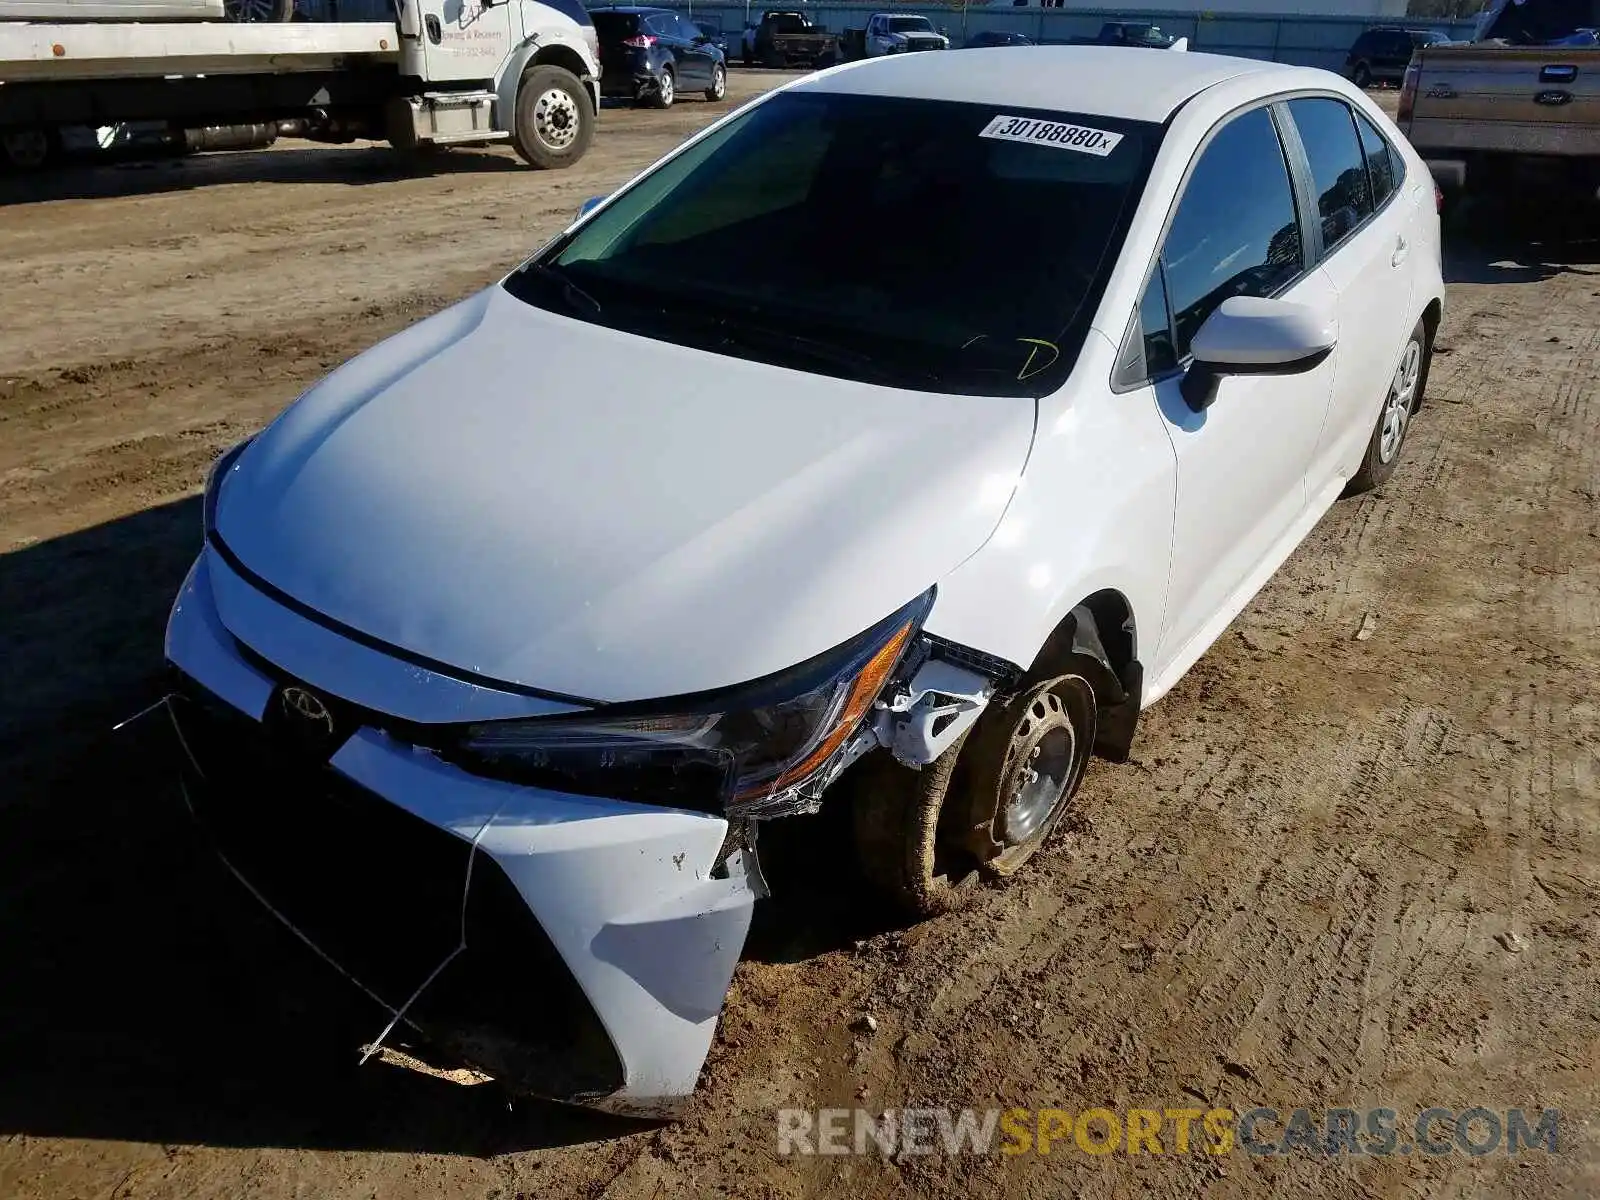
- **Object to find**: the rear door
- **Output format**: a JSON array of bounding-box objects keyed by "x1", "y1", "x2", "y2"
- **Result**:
[
  {"x1": 659, "y1": 11, "x2": 710, "y2": 86},
  {"x1": 1281, "y1": 96, "x2": 1417, "y2": 496},
  {"x1": 1378, "y1": 30, "x2": 1412, "y2": 74},
  {"x1": 669, "y1": 12, "x2": 715, "y2": 83}
]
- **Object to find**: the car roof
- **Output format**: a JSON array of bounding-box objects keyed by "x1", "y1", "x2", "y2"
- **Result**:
[{"x1": 798, "y1": 46, "x2": 1292, "y2": 125}]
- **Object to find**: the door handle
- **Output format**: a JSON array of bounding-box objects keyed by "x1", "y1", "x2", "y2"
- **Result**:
[{"x1": 1391, "y1": 235, "x2": 1409, "y2": 267}]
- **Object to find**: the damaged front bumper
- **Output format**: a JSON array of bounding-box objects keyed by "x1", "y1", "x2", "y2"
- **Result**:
[{"x1": 164, "y1": 547, "x2": 757, "y2": 1117}]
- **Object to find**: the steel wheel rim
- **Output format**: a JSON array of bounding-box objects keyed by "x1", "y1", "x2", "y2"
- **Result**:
[
  {"x1": 999, "y1": 695, "x2": 1075, "y2": 847},
  {"x1": 533, "y1": 88, "x2": 579, "y2": 150},
  {"x1": 658, "y1": 71, "x2": 674, "y2": 105},
  {"x1": 1378, "y1": 337, "x2": 1421, "y2": 464}
]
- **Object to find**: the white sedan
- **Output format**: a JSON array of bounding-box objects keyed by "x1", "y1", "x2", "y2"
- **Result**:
[{"x1": 165, "y1": 46, "x2": 1444, "y2": 1115}]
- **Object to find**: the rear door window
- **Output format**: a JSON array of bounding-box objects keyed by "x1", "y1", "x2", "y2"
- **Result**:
[{"x1": 1286, "y1": 98, "x2": 1373, "y2": 253}]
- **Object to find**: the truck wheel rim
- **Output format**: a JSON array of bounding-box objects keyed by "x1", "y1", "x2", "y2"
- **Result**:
[
  {"x1": 1379, "y1": 338, "x2": 1420, "y2": 463},
  {"x1": 533, "y1": 88, "x2": 579, "y2": 150},
  {"x1": 2, "y1": 129, "x2": 48, "y2": 169}
]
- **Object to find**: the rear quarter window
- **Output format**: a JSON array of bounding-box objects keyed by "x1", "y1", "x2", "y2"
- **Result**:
[{"x1": 1355, "y1": 112, "x2": 1402, "y2": 208}]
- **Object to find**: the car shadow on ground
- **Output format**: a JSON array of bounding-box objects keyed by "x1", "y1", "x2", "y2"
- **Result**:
[
  {"x1": 0, "y1": 498, "x2": 648, "y2": 1156},
  {"x1": 0, "y1": 143, "x2": 523, "y2": 208},
  {"x1": 1442, "y1": 193, "x2": 1600, "y2": 286}
]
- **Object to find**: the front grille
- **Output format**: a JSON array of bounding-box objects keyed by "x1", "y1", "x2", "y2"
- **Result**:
[{"x1": 169, "y1": 680, "x2": 624, "y2": 1100}]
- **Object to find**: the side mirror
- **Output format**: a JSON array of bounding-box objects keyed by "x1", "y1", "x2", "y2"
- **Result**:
[
  {"x1": 576, "y1": 195, "x2": 605, "y2": 221},
  {"x1": 1181, "y1": 296, "x2": 1337, "y2": 412}
]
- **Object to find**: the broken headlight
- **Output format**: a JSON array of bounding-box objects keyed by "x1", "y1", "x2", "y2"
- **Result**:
[{"x1": 450, "y1": 590, "x2": 933, "y2": 815}]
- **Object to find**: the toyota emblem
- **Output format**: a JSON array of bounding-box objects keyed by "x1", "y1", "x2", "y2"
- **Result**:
[{"x1": 279, "y1": 685, "x2": 335, "y2": 736}]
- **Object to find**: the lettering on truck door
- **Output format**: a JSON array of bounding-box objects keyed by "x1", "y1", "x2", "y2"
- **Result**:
[{"x1": 421, "y1": 0, "x2": 515, "y2": 80}]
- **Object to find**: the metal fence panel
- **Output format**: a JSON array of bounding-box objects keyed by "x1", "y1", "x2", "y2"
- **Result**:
[
  {"x1": 293, "y1": 1, "x2": 1478, "y2": 74},
  {"x1": 606, "y1": 3, "x2": 1478, "y2": 71}
]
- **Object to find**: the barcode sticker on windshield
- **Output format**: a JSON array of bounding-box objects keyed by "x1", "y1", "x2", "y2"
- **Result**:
[{"x1": 979, "y1": 115, "x2": 1123, "y2": 157}]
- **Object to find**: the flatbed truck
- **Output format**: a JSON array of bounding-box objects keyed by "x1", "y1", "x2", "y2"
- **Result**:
[{"x1": 0, "y1": 0, "x2": 601, "y2": 170}]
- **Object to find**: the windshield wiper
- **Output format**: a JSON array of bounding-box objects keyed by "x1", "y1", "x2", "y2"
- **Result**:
[
  {"x1": 708, "y1": 319, "x2": 941, "y2": 388},
  {"x1": 517, "y1": 262, "x2": 603, "y2": 317}
]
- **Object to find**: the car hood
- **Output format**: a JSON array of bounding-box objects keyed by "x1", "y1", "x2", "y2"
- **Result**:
[{"x1": 214, "y1": 286, "x2": 1036, "y2": 704}]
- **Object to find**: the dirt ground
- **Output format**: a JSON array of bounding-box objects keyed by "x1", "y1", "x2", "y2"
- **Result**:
[{"x1": 1, "y1": 78, "x2": 1597, "y2": 1200}]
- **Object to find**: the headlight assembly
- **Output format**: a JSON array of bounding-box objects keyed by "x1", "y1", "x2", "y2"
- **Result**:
[{"x1": 450, "y1": 590, "x2": 934, "y2": 817}]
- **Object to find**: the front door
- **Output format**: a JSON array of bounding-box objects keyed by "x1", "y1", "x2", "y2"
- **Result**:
[
  {"x1": 417, "y1": 0, "x2": 518, "y2": 83},
  {"x1": 1143, "y1": 104, "x2": 1334, "y2": 674}
]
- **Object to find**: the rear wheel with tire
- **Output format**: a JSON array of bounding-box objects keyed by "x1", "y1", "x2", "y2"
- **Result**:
[
  {"x1": 650, "y1": 66, "x2": 676, "y2": 109},
  {"x1": 1352, "y1": 62, "x2": 1372, "y2": 88},
  {"x1": 511, "y1": 64, "x2": 594, "y2": 170},
  {"x1": 1348, "y1": 319, "x2": 1428, "y2": 494},
  {"x1": 706, "y1": 62, "x2": 727, "y2": 102},
  {"x1": 852, "y1": 669, "x2": 1098, "y2": 918}
]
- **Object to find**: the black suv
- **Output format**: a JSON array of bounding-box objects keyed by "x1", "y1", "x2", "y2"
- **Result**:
[
  {"x1": 592, "y1": 6, "x2": 728, "y2": 109},
  {"x1": 1344, "y1": 26, "x2": 1451, "y2": 88}
]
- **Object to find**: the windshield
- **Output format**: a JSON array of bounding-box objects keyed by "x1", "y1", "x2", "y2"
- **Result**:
[
  {"x1": 505, "y1": 92, "x2": 1159, "y2": 396},
  {"x1": 889, "y1": 17, "x2": 934, "y2": 32}
]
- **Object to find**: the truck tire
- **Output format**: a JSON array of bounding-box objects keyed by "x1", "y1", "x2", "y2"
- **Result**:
[
  {"x1": 512, "y1": 64, "x2": 594, "y2": 170},
  {"x1": 224, "y1": 0, "x2": 294, "y2": 20}
]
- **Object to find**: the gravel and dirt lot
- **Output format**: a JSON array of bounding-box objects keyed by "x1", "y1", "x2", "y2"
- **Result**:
[{"x1": 1, "y1": 81, "x2": 1597, "y2": 1199}]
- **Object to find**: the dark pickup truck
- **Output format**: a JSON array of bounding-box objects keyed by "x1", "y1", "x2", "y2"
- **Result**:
[{"x1": 741, "y1": 10, "x2": 839, "y2": 67}]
